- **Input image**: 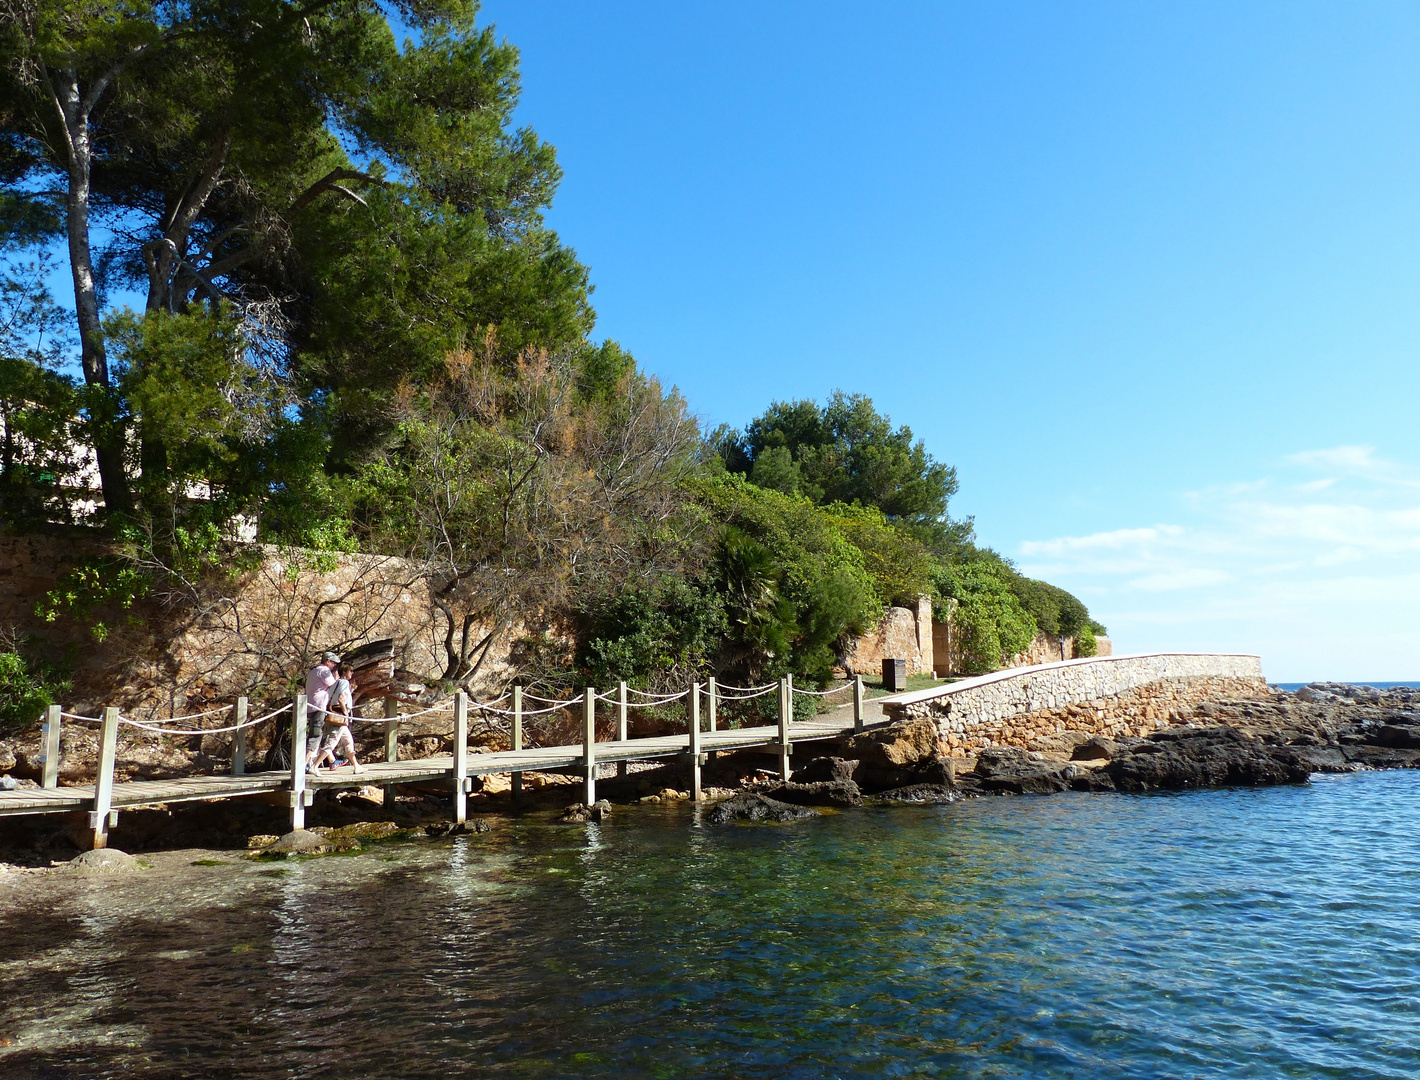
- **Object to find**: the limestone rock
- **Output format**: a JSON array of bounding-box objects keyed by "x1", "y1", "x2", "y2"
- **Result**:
[
  {"x1": 1071, "y1": 736, "x2": 1118, "y2": 760},
  {"x1": 323, "y1": 821, "x2": 403, "y2": 842},
  {"x1": 704, "y1": 793, "x2": 818, "y2": 824},
  {"x1": 263, "y1": 829, "x2": 329, "y2": 854},
  {"x1": 833, "y1": 719, "x2": 941, "y2": 768},
  {"x1": 58, "y1": 848, "x2": 141, "y2": 874}
]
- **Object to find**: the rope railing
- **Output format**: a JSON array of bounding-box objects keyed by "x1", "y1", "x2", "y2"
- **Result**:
[
  {"x1": 58, "y1": 711, "x2": 103, "y2": 724},
  {"x1": 118, "y1": 712, "x2": 268, "y2": 736},
  {"x1": 712, "y1": 685, "x2": 779, "y2": 701},
  {"x1": 250, "y1": 702, "x2": 293, "y2": 724},
  {"x1": 138, "y1": 703, "x2": 236, "y2": 724},
  {"x1": 712, "y1": 680, "x2": 779, "y2": 694},
  {"x1": 520, "y1": 691, "x2": 579, "y2": 707},
  {"x1": 792, "y1": 682, "x2": 854, "y2": 697},
  {"x1": 18, "y1": 671, "x2": 879, "y2": 850},
  {"x1": 473, "y1": 699, "x2": 575, "y2": 718}
]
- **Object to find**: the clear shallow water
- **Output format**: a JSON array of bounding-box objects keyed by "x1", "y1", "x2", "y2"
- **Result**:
[
  {"x1": 3, "y1": 773, "x2": 1420, "y2": 1079},
  {"x1": 1274, "y1": 681, "x2": 1420, "y2": 691}
]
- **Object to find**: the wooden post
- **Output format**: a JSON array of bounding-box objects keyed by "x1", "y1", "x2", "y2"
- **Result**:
[
  {"x1": 232, "y1": 696, "x2": 248, "y2": 776},
  {"x1": 706, "y1": 677, "x2": 718, "y2": 762},
  {"x1": 582, "y1": 687, "x2": 597, "y2": 806},
  {"x1": 382, "y1": 694, "x2": 400, "y2": 808},
  {"x1": 40, "y1": 705, "x2": 60, "y2": 789},
  {"x1": 784, "y1": 675, "x2": 794, "y2": 768},
  {"x1": 511, "y1": 686, "x2": 523, "y2": 803},
  {"x1": 290, "y1": 693, "x2": 308, "y2": 830},
  {"x1": 453, "y1": 691, "x2": 469, "y2": 824},
  {"x1": 689, "y1": 682, "x2": 703, "y2": 801},
  {"x1": 89, "y1": 706, "x2": 119, "y2": 849},
  {"x1": 384, "y1": 695, "x2": 399, "y2": 762},
  {"x1": 616, "y1": 680, "x2": 628, "y2": 780},
  {"x1": 853, "y1": 674, "x2": 865, "y2": 733}
]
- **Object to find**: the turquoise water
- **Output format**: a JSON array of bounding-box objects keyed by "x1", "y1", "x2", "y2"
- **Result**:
[{"x1": 3, "y1": 772, "x2": 1420, "y2": 1078}]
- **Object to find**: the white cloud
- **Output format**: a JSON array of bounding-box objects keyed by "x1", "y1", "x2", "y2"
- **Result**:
[{"x1": 1017, "y1": 447, "x2": 1420, "y2": 681}]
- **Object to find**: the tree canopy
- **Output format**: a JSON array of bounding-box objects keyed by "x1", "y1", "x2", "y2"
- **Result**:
[{"x1": 0, "y1": 2, "x2": 1104, "y2": 695}]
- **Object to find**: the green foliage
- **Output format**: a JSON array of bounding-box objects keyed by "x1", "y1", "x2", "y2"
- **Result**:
[
  {"x1": 108, "y1": 305, "x2": 294, "y2": 519},
  {"x1": 0, "y1": 356, "x2": 83, "y2": 526},
  {"x1": 1074, "y1": 623, "x2": 1099, "y2": 658},
  {"x1": 577, "y1": 578, "x2": 728, "y2": 688},
  {"x1": 1007, "y1": 576, "x2": 1092, "y2": 638},
  {"x1": 37, "y1": 555, "x2": 149, "y2": 642},
  {"x1": 722, "y1": 390, "x2": 969, "y2": 554},
  {"x1": 823, "y1": 503, "x2": 934, "y2": 608},
  {"x1": 701, "y1": 475, "x2": 879, "y2": 683},
  {"x1": 0, "y1": 649, "x2": 69, "y2": 735},
  {"x1": 932, "y1": 555, "x2": 1037, "y2": 674}
]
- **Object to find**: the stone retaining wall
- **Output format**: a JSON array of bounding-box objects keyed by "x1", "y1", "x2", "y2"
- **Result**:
[{"x1": 882, "y1": 653, "x2": 1268, "y2": 757}]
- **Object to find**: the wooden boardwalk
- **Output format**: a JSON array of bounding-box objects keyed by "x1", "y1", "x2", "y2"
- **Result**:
[{"x1": 0, "y1": 681, "x2": 880, "y2": 846}]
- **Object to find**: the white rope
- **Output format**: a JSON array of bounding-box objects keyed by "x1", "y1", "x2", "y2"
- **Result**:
[
  {"x1": 118, "y1": 713, "x2": 268, "y2": 736},
  {"x1": 712, "y1": 685, "x2": 780, "y2": 701},
  {"x1": 792, "y1": 682, "x2": 853, "y2": 697},
  {"x1": 713, "y1": 680, "x2": 779, "y2": 693},
  {"x1": 391, "y1": 700, "x2": 457, "y2": 720},
  {"x1": 250, "y1": 702, "x2": 293, "y2": 724},
  {"x1": 521, "y1": 692, "x2": 580, "y2": 707},
  {"x1": 58, "y1": 711, "x2": 102, "y2": 723},
  {"x1": 137, "y1": 703, "x2": 235, "y2": 723},
  {"x1": 621, "y1": 687, "x2": 690, "y2": 705},
  {"x1": 474, "y1": 700, "x2": 575, "y2": 718}
]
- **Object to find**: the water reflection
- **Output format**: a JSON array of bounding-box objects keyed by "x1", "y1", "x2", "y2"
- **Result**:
[{"x1": 2, "y1": 775, "x2": 1420, "y2": 1077}]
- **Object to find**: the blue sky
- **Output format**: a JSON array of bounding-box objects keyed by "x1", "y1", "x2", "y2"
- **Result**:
[{"x1": 471, "y1": 0, "x2": 1420, "y2": 681}]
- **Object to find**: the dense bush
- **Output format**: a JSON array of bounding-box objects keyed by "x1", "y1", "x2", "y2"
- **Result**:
[
  {"x1": 932, "y1": 555, "x2": 1038, "y2": 673},
  {"x1": 0, "y1": 649, "x2": 69, "y2": 735}
]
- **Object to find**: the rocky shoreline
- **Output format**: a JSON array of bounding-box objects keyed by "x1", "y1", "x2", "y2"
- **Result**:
[{"x1": 2, "y1": 682, "x2": 1418, "y2": 864}]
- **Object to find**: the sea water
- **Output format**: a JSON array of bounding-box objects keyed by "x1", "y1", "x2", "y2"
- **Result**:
[{"x1": 2, "y1": 771, "x2": 1419, "y2": 1078}]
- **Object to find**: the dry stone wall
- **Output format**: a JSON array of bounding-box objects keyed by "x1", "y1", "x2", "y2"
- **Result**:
[
  {"x1": 884, "y1": 653, "x2": 1267, "y2": 758},
  {"x1": 0, "y1": 528, "x2": 541, "y2": 720}
]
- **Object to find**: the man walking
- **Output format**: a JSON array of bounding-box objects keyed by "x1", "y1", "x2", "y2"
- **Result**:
[{"x1": 304, "y1": 651, "x2": 340, "y2": 772}]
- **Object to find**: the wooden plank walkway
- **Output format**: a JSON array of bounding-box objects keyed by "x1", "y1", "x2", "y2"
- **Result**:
[{"x1": 0, "y1": 712, "x2": 872, "y2": 823}]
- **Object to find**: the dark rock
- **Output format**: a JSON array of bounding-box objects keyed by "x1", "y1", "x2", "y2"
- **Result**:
[
  {"x1": 1071, "y1": 770, "x2": 1115, "y2": 792},
  {"x1": 470, "y1": 819, "x2": 492, "y2": 833},
  {"x1": 1374, "y1": 725, "x2": 1420, "y2": 749},
  {"x1": 851, "y1": 754, "x2": 957, "y2": 794},
  {"x1": 704, "y1": 793, "x2": 819, "y2": 824},
  {"x1": 873, "y1": 783, "x2": 960, "y2": 804},
  {"x1": 757, "y1": 779, "x2": 862, "y2": 807},
  {"x1": 792, "y1": 756, "x2": 858, "y2": 784},
  {"x1": 1102, "y1": 726, "x2": 1310, "y2": 792},
  {"x1": 560, "y1": 800, "x2": 613, "y2": 824},
  {"x1": 1340, "y1": 745, "x2": 1420, "y2": 769},
  {"x1": 971, "y1": 747, "x2": 1075, "y2": 794}
]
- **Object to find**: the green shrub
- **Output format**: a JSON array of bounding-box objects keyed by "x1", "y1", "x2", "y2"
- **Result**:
[
  {"x1": 0, "y1": 650, "x2": 69, "y2": 734},
  {"x1": 1073, "y1": 624, "x2": 1098, "y2": 658},
  {"x1": 932, "y1": 556, "x2": 1037, "y2": 673}
]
